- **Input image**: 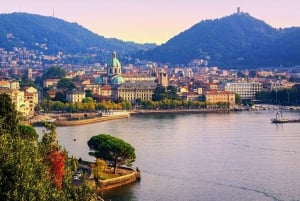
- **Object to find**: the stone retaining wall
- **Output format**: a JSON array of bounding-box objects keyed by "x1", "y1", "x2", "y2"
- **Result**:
[{"x1": 97, "y1": 171, "x2": 140, "y2": 191}]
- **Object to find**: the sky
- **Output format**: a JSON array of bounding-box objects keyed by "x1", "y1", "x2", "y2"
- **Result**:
[{"x1": 1, "y1": 0, "x2": 300, "y2": 45}]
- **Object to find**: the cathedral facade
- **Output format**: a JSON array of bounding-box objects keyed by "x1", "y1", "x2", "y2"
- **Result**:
[{"x1": 103, "y1": 52, "x2": 157, "y2": 103}]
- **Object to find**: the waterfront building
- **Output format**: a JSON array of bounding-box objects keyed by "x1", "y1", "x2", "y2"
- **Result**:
[
  {"x1": 204, "y1": 90, "x2": 235, "y2": 105},
  {"x1": 112, "y1": 82, "x2": 156, "y2": 102},
  {"x1": 220, "y1": 82, "x2": 262, "y2": 100}
]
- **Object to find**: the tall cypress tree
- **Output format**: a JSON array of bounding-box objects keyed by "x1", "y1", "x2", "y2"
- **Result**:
[{"x1": 0, "y1": 93, "x2": 18, "y2": 135}]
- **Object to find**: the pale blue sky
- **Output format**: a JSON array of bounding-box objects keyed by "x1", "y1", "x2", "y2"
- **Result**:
[{"x1": 1, "y1": 0, "x2": 300, "y2": 44}]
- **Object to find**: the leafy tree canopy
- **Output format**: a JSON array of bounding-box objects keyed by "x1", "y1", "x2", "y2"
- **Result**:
[
  {"x1": 18, "y1": 124, "x2": 39, "y2": 141},
  {"x1": 42, "y1": 66, "x2": 66, "y2": 80},
  {"x1": 152, "y1": 85, "x2": 180, "y2": 101},
  {"x1": 0, "y1": 96, "x2": 97, "y2": 200},
  {"x1": 88, "y1": 134, "x2": 136, "y2": 174},
  {"x1": 57, "y1": 78, "x2": 76, "y2": 91}
]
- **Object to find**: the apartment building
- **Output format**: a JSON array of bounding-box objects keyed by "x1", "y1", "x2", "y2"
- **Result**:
[{"x1": 220, "y1": 82, "x2": 262, "y2": 100}]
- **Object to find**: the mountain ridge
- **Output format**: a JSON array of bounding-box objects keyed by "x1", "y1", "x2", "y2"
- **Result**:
[
  {"x1": 1, "y1": 12, "x2": 300, "y2": 68},
  {"x1": 0, "y1": 12, "x2": 156, "y2": 63},
  {"x1": 142, "y1": 12, "x2": 300, "y2": 68}
]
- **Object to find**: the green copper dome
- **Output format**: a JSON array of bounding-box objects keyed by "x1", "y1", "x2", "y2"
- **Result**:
[
  {"x1": 95, "y1": 76, "x2": 104, "y2": 84},
  {"x1": 110, "y1": 51, "x2": 121, "y2": 67},
  {"x1": 111, "y1": 75, "x2": 124, "y2": 85}
]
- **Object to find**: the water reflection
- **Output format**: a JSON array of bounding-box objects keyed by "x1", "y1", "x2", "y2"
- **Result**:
[{"x1": 35, "y1": 110, "x2": 300, "y2": 201}]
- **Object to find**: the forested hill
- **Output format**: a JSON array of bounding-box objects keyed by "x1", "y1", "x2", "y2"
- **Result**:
[
  {"x1": 142, "y1": 13, "x2": 300, "y2": 68},
  {"x1": 0, "y1": 12, "x2": 155, "y2": 58}
]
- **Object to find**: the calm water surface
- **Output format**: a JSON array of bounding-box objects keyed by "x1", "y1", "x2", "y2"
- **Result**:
[{"x1": 36, "y1": 110, "x2": 300, "y2": 201}]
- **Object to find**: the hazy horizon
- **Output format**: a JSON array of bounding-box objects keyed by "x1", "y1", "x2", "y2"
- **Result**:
[{"x1": 1, "y1": 0, "x2": 300, "y2": 45}]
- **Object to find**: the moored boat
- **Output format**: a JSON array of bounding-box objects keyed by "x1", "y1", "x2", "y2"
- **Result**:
[{"x1": 271, "y1": 110, "x2": 300, "y2": 123}]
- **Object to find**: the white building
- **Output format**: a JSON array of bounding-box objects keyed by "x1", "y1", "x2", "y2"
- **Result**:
[{"x1": 220, "y1": 82, "x2": 262, "y2": 100}]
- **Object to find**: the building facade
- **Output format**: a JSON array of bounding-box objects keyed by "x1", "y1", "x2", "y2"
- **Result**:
[
  {"x1": 204, "y1": 90, "x2": 235, "y2": 105},
  {"x1": 66, "y1": 91, "x2": 86, "y2": 103},
  {"x1": 221, "y1": 82, "x2": 262, "y2": 100}
]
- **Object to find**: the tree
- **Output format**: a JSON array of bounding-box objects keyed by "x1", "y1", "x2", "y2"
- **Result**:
[
  {"x1": 57, "y1": 78, "x2": 76, "y2": 91},
  {"x1": 42, "y1": 66, "x2": 66, "y2": 80},
  {"x1": 0, "y1": 93, "x2": 97, "y2": 200},
  {"x1": 235, "y1": 93, "x2": 242, "y2": 105},
  {"x1": 18, "y1": 124, "x2": 39, "y2": 141},
  {"x1": 166, "y1": 85, "x2": 180, "y2": 100},
  {"x1": 85, "y1": 90, "x2": 93, "y2": 98},
  {"x1": 82, "y1": 97, "x2": 95, "y2": 103},
  {"x1": 0, "y1": 93, "x2": 18, "y2": 135},
  {"x1": 53, "y1": 92, "x2": 67, "y2": 103},
  {"x1": 88, "y1": 134, "x2": 136, "y2": 174},
  {"x1": 152, "y1": 85, "x2": 180, "y2": 101},
  {"x1": 152, "y1": 85, "x2": 166, "y2": 101}
]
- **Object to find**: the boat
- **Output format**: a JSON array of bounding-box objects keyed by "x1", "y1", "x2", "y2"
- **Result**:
[{"x1": 271, "y1": 110, "x2": 300, "y2": 123}]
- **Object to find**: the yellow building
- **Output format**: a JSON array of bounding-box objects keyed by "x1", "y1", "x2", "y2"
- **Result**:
[
  {"x1": 112, "y1": 82, "x2": 156, "y2": 102},
  {"x1": 43, "y1": 79, "x2": 60, "y2": 88},
  {"x1": 23, "y1": 86, "x2": 39, "y2": 115},
  {"x1": 205, "y1": 90, "x2": 235, "y2": 105},
  {"x1": 0, "y1": 88, "x2": 30, "y2": 116}
]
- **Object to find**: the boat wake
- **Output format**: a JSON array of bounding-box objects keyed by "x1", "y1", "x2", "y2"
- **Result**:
[
  {"x1": 229, "y1": 143, "x2": 299, "y2": 154},
  {"x1": 142, "y1": 169, "x2": 283, "y2": 201}
]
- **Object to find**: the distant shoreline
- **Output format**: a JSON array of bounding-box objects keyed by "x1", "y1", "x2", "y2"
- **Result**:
[
  {"x1": 130, "y1": 108, "x2": 233, "y2": 115},
  {"x1": 30, "y1": 105, "x2": 300, "y2": 127}
]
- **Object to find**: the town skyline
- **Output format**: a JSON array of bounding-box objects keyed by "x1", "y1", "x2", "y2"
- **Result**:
[{"x1": 1, "y1": 0, "x2": 300, "y2": 45}]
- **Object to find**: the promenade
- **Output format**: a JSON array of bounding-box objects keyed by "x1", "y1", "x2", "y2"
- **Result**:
[{"x1": 30, "y1": 111, "x2": 130, "y2": 126}]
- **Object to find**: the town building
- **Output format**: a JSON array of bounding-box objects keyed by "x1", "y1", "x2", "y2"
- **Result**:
[
  {"x1": 204, "y1": 90, "x2": 235, "y2": 105},
  {"x1": 0, "y1": 88, "x2": 30, "y2": 116},
  {"x1": 43, "y1": 79, "x2": 60, "y2": 88},
  {"x1": 66, "y1": 90, "x2": 86, "y2": 103},
  {"x1": 23, "y1": 86, "x2": 39, "y2": 115},
  {"x1": 0, "y1": 79, "x2": 19, "y2": 89},
  {"x1": 95, "y1": 52, "x2": 157, "y2": 103},
  {"x1": 220, "y1": 82, "x2": 262, "y2": 100}
]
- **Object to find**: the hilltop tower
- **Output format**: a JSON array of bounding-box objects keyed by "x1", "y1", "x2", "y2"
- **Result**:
[{"x1": 237, "y1": 7, "x2": 241, "y2": 15}]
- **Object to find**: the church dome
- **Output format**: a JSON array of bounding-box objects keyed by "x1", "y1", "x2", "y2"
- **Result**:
[
  {"x1": 109, "y1": 51, "x2": 121, "y2": 67},
  {"x1": 111, "y1": 75, "x2": 124, "y2": 85},
  {"x1": 95, "y1": 76, "x2": 105, "y2": 84}
]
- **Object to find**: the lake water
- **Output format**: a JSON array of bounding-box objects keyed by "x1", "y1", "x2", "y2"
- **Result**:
[{"x1": 35, "y1": 110, "x2": 300, "y2": 201}]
